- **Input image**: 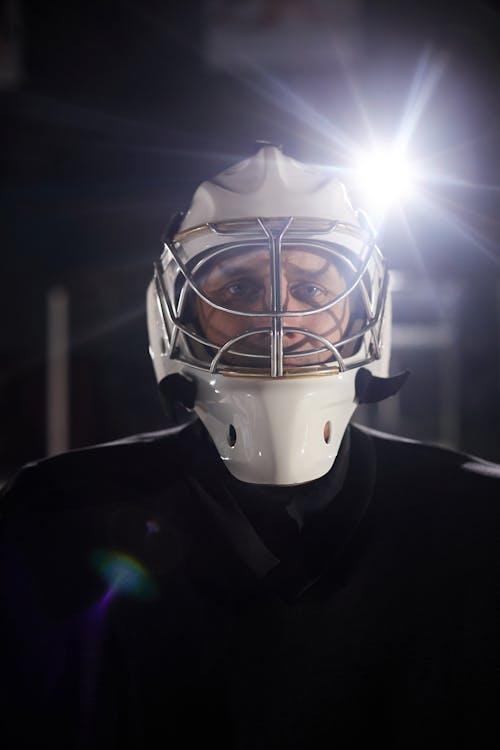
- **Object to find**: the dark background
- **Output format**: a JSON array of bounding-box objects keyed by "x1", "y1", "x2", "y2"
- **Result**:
[{"x1": 1, "y1": 0, "x2": 499, "y2": 480}]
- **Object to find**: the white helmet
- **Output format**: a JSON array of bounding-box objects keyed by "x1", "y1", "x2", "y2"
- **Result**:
[{"x1": 147, "y1": 145, "x2": 405, "y2": 485}]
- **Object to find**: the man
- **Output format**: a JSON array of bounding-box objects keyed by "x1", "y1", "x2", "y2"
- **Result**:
[{"x1": 1, "y1": 146, "x2": 498, "y2": 749}]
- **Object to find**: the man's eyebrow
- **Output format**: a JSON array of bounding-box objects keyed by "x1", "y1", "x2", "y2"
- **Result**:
[
  {"x1": 204, "y1": 263, "x2": 266, "y2": 281},
  {"x1": 222, "y1": 264, "x2": 263, "y2": 275},
  {"x1": 285, "y1": 258, "x2": 332, "y2": 278},
  {"x1": 286, "y1": 267, "x2": 324, "y2": 279}
]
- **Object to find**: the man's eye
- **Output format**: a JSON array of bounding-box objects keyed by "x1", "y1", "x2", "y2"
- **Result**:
[
  {"x1": 223, "y1": 280, "x2": 260, "y2": 298},
  {"x1": 291, "y1": 283, "x2": 327, "y2": 303}
]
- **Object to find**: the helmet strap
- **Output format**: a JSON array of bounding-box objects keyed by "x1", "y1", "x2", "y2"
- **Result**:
[
  {"x1": 355, "y1": 367, "x2": 410, "y2": 404},
  {"x1": 163, "y1": 211, "x2": 185, "y2": 243},
  {"x1": 158, "y1": 373, "x2": 197, "y2": 426}
]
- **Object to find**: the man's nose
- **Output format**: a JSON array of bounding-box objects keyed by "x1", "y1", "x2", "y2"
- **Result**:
[
  {"x1": 262, "y1": 278, "x2": 303, "y2": 312},
  {"x1": 281, "y1": 280, "x2": 311, "y2": 340},
  {"x1": 257, "y1": 279, "x2": 307, "y2": 334}
]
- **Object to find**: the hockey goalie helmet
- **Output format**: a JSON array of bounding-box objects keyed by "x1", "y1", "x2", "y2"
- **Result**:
[{"x1": 147, "y1": 146, "x2": 393, "y2": 485}]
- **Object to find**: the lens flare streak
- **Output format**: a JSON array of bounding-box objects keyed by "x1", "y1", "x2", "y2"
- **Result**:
[{"x1": 91, "y1": 549, "x2": 158, "y2": 602}]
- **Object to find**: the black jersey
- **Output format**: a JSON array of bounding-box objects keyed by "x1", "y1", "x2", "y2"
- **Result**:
[{"x1": 1, "y1": 422, "x2": 498, "y2": 749}]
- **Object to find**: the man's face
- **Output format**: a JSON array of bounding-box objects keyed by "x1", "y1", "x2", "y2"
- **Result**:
[{"x1": 193, "y1": 246, "x2": 352, "y2": 368}]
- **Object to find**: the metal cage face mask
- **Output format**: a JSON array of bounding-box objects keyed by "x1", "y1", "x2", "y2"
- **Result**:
[{"x1": 153, "y1": 216, "x2": 388, "y2": 379}]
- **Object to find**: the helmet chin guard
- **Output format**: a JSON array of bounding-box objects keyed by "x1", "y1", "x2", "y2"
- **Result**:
[
  {"x1": 193, "y1": 371, "x2": 361, "y2": 485},
  {"x1": 147, "y1": 146, "x2": 400, "y2": 485}
]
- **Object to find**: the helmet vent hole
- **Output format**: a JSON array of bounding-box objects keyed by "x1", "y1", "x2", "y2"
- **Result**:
[
  {"x1": 160, "y1": 337, "x2": 167, "y2": 355},
  {"x1": 324, "y1": 421, "x2": 332, "y2": 444},
  {"x1": 227, "y1": 424, "x2": 237, "y2": 447}
]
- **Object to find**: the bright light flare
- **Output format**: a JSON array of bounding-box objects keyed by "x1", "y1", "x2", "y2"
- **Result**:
[{"x1": 355, "y1": 145, "x2": 420, "y2": 210}]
